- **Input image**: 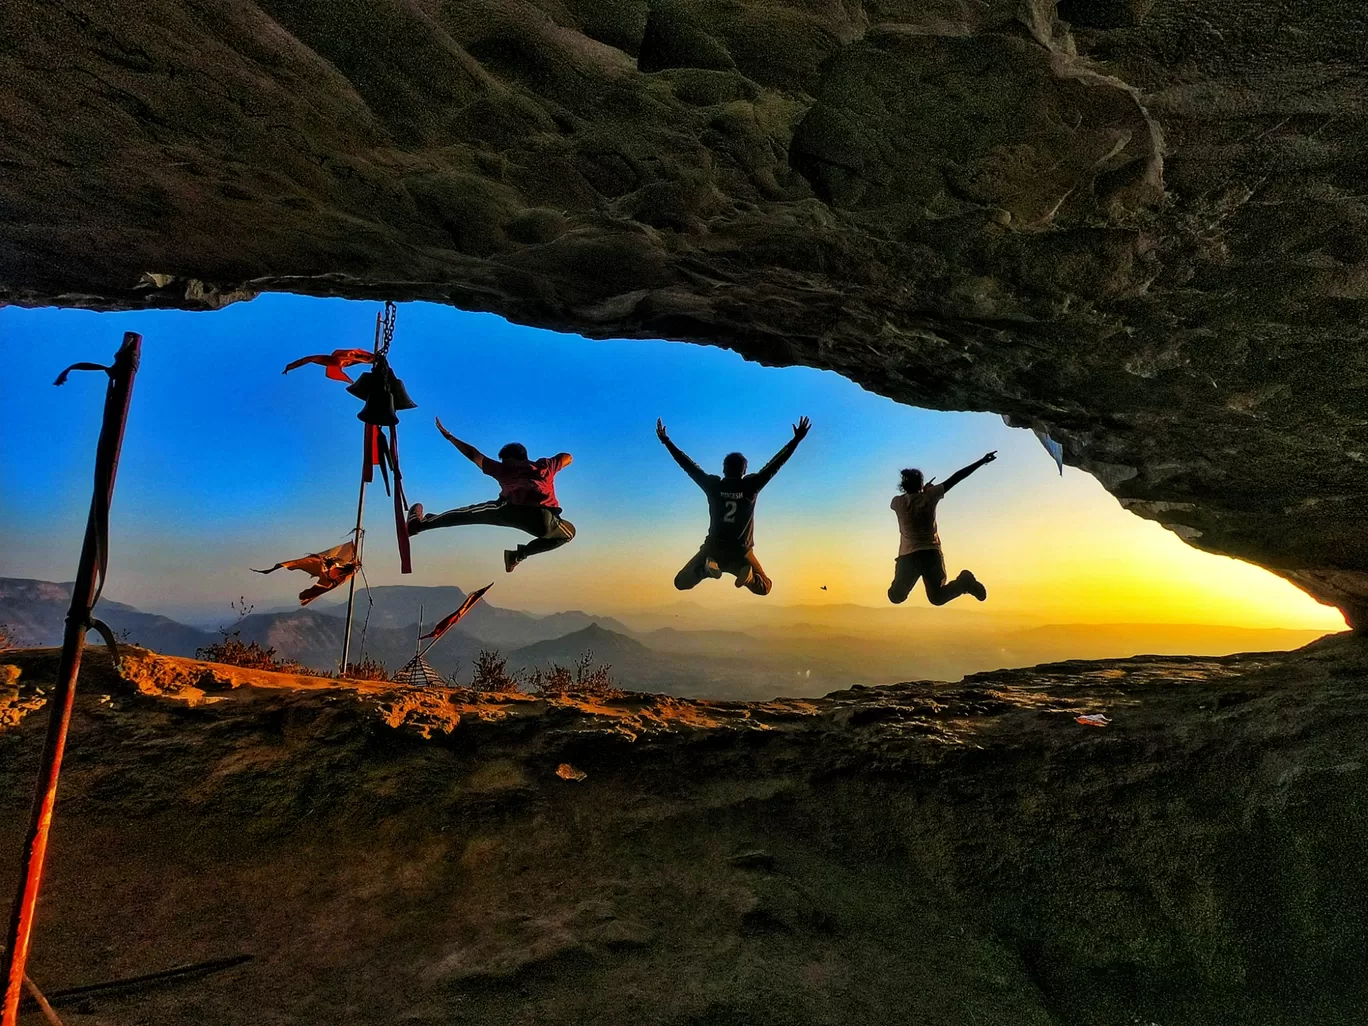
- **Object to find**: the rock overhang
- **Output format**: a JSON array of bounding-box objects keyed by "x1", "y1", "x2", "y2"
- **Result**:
[{"x1": 1, "y1": 0, "x2": 1364, "y2": 626}]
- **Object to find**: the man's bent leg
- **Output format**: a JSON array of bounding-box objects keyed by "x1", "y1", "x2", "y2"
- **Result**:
[
  {"x1": 674, "y1": 547, "x2": 713, "y2": 590},
  {"x1": 520, "y1": 515, "x2": 576, "y2": 558},
  {"x1": 917, "y1": 550, "x2": 971, "y2": 606},
  {"x1": 743, "y1": 550, "x2": 773, "y2": 596},
  {"x1": 887, "y1": 555, "x2": 921, "y2": 604}
]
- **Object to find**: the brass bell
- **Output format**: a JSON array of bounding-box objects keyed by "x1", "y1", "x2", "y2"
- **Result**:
[
  {"x1": 346, "y1": 354, "x2": 416, "y2": 426},
  {"x1": 388, "y1": 371, "x2": 418, "y2": 413}
]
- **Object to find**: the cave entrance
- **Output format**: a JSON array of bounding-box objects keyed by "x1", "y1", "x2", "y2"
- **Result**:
[{"x1": 0, "y1": 296, "x2": 1346, "y2": 695}]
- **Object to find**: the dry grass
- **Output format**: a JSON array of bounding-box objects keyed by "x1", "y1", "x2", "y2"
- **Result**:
[
  {"x1": 466, "y1": 648, "x2": 620, "y2": 697},
  {"x1": 196, "y1": 597, "x2": 320, "y2": 676}
]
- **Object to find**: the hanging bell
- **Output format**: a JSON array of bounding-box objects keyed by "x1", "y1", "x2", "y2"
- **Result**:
[
  {"x1": 388, "y1": 370, "x2": 418, "y2": 413},
  {"x1": 346, "y1": 354, "x2": 416, "y2": 426},
  {"x1": 345, "y1": 368, "x2": 396, "y2": 426},
  {"x1": 360, "y1": 384, "x2": 399, "y2": 426}
]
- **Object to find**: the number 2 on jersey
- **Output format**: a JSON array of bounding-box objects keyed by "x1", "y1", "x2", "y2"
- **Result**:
[{"x1": 723, "y1": 500, "x2": 738, "y2": 523}]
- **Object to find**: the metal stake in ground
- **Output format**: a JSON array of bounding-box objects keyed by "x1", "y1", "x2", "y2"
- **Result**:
[
  {"x1": 339, "y1": 311, "x2": 383, "y2": 676},
  {"x1": 2, "y1": 333, "x2": 141, "y2": 1026}
]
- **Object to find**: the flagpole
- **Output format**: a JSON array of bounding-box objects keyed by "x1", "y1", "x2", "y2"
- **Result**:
[
  {"x1": 416, "y1": 585, "x2": 493, "y2": 661},
  {"x1": 3, "y1": 333, "x2": 141, "y2": 1026},
  {"x1": 339, "y1": 312, "x2": 382, "y2": 677}
]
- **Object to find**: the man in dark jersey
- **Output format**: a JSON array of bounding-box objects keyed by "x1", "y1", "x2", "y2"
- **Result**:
[
  {"x1": 407, "y1": 417, "x2": 576, "y2": 573},
  {"x1": 657, "y1": 416, "x2": 810, "y2": 596}
]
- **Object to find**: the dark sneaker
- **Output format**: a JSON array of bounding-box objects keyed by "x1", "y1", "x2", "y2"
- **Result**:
[
  {"x1": 702, "y1": 558, "x2": 722, "y2": 579},
  {"x1": 504, "y1": 549, "x2": 523, "y2": 574},
  {"x1": 959, "y1": 570, "x2": 987, "y2": 602},
  {"x1": 734, "y1": 565, "x2": 754, "y2": 589},
  {"x1": 406, "y1": 502, "x2": 425, "y2": 534}
]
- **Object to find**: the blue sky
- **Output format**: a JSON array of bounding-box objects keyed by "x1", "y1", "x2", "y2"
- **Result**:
[{"x1": 0, "y1": 295, "x2": 1345, "y2": 630}]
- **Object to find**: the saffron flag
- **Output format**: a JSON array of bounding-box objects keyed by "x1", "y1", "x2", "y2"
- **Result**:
[
  {"x1": 282, "y1": 348, "x2": 375, "y2": 383},
  {"x1": 252, "y1": 539, "x2": 359, "y2": 605},
  {"x1": 421, "y1": 584, "x2": 494, "y2": 642}
]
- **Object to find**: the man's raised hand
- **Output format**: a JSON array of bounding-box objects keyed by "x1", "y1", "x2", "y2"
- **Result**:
[
  {"x1": 656, "y1": 418, "x2": 669, "y2": 443},
  {"x1": 793, "y1": 416, "x2": 811, "y2": 442},
  {"x1": 982, "y1": 450, "x2": 998, "y2": 464},
  {"x1": 435, "y1": 416, "x2": 457, "y2": 442}
]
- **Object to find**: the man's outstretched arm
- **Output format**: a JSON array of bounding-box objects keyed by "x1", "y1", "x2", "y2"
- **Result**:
[
  {"x1": 656, "y1": 419, "x2": 709, "y2": 488},
  {"x1": 752, "y1": 416, "x2": 811, "y2": 488},
  {"x1": 435, "y1": 417, "x2": 490, "y2": 471},
  {"x1": 941, "y1": 450, "x2": 997, "y2": 492}
]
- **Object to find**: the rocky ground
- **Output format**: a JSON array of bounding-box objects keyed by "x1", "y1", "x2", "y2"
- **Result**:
[{"x1": 3, "y1": 637, "x2": 1367, "y2": 1025}]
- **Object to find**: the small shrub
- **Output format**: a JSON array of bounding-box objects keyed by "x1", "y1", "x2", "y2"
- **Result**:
[
  {"x1": 196, "y1": 597, "x2": 318, "y2": 675},
  {"x1": 461, "y1": 649, "x2": 619, "y2": 696},
  {"x1": 343, "y1": 656, "x2": 389, "y2": 681},
  {"x1": 527, "y1": 650, "x2": 619, "y2": 698},
  {"x1": 469, "y1": 650, "x2": 521, "y2": 693}
]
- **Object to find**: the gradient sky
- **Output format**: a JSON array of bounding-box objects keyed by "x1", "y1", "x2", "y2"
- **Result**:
[{"x1": 0, "y1": 295, "x2": 1347, "y2": 632}]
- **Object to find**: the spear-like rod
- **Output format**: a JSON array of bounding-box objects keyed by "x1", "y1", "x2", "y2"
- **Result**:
[
  {"x1": 339, "y1": 312, "x2": 382, "y2": 676},
  {"x1": 3, "y1": 333, "x2": 141, "y2": 1026}
]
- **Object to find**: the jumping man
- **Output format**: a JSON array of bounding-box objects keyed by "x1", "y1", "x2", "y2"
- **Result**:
[
  {"x1": 888, "y1": 452, "x2": 997, "y2": 605},
  {"x1": 657, "y1": 416, "x2": 810, "y2": 596},
  {"x1": 407, "y1": 417, "x2": 576, "y2": 573}
]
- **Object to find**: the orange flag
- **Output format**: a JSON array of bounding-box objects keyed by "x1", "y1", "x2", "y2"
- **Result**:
[
  {"x1": 282, "y1": 348, "x2": 375, "y2": 383},
  {"x1": 252, "y1": 539, "x2": 359, "y2": 605},
  {"x1": 421, "y1": 584, "x2": 493, "y2": 641}
]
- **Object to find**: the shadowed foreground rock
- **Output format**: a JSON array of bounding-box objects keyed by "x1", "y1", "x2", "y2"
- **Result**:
[
  {"x1": 1, "y1": 2, "x2": 1366, "y2": 624},
  {"x1": 2, "y1": 639, "x2": 1367, "y2": 1025}
]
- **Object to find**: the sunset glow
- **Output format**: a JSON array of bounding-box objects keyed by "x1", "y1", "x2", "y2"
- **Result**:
[{"x1": 0, "y1": 297, "x2": 1346, "y2": 635}]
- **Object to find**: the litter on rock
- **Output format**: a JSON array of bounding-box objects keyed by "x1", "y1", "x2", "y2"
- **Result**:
[
  {"x1": 556, "y1": 763, "x2": 587, "y2": 781},
  {"x1": 1076, "y1": 713, "x2": 1111, "y2": 727}
]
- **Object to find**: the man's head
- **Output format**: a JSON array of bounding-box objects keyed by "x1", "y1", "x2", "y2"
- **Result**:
[
  {"x1": 722, "y1": 452, "x2": 748, "y2": 479},
  {"x1": 900, "y1": 468, "x2": 924, "y2": 493},
  {"x1": 499, "y1": 442, "x2": 529, "y2": 462}
]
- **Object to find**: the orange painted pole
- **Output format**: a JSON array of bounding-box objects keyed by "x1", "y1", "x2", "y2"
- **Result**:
[{"x1": 2, "y1": 332, "x2": 141, "y2": 1026}]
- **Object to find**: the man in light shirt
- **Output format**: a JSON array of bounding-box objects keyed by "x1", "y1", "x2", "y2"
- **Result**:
[{"x1": 888, "y1": 452, "x2": 996, "y2": 605}]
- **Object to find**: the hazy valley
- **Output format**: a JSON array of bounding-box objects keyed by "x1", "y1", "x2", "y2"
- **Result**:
[{"x1": 2, "y1": 578, "x2": 1332, "y2": 700}]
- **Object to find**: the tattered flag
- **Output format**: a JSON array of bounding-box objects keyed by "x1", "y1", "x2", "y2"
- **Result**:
[
  {"x1": 252, "y1": 539, "x2": 358, "y2": 605},
  {"x1": 420, "y1": 584, "x2": 494, "y2": 642},
  {"x1": 282, "y1": 348, "x2": 375, "y2": 383}
]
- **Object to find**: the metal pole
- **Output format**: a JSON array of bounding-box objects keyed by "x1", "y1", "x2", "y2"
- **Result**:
[
  {"x1": 3, "y1": 332, "x2": 141, "y2": 1026},
  {"x1": 338, "y1": 312, "x2": 383, "y2": 677},
  {"x1": 338, "y1": 458, "x2": 367, "y2": 677}
]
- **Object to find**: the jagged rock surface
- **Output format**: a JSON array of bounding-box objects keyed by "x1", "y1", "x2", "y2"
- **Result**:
[
  {"x1": 1, "y1": 2, "x2": 1365, "y2": 622},
  {"x1": 2, "y1": 640, "x2": 1368, "y2": 1024}
]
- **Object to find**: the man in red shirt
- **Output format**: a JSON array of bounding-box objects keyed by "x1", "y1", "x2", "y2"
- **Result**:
[{"x1": 407, "y1": 418, "x2": 576, "y2": 573}]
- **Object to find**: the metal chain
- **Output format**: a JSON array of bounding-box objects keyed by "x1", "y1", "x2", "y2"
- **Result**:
[{"x1": 378, "y1": 300, "x2": 397, "y2": 356}]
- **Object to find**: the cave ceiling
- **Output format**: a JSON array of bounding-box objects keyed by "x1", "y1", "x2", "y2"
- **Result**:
[{"x1": 1, "y1": 1, "x2": 1365, "y2": 626}]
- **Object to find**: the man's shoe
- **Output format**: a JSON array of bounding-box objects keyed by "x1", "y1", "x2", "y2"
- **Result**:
[
  {"x1": 702, "y1": 559, "x2": 722, "y2": 580},
  {"x1": 406, "y1": 503, "x2": 425, "y2": 535},
  {"x1": 504, "y1": 549, "x2": 523, "y2": 574},
  {"x1": 959, "y1": 570, "x2": 987, "y2": 602},
  {"x1": 734, "y1": 565, "x2": 754, "y2": 589}
]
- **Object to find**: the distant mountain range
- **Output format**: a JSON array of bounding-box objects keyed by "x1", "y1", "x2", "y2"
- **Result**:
[
  {"x1": 0, "y1": 578, "x2": 216, "y2": 656},
  {"x1": 1, "y1": 577, "x2": 1339, "y2": 701},
  {"x1": 311, "y1": 585, "x2": 633, "y2": 648}
]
